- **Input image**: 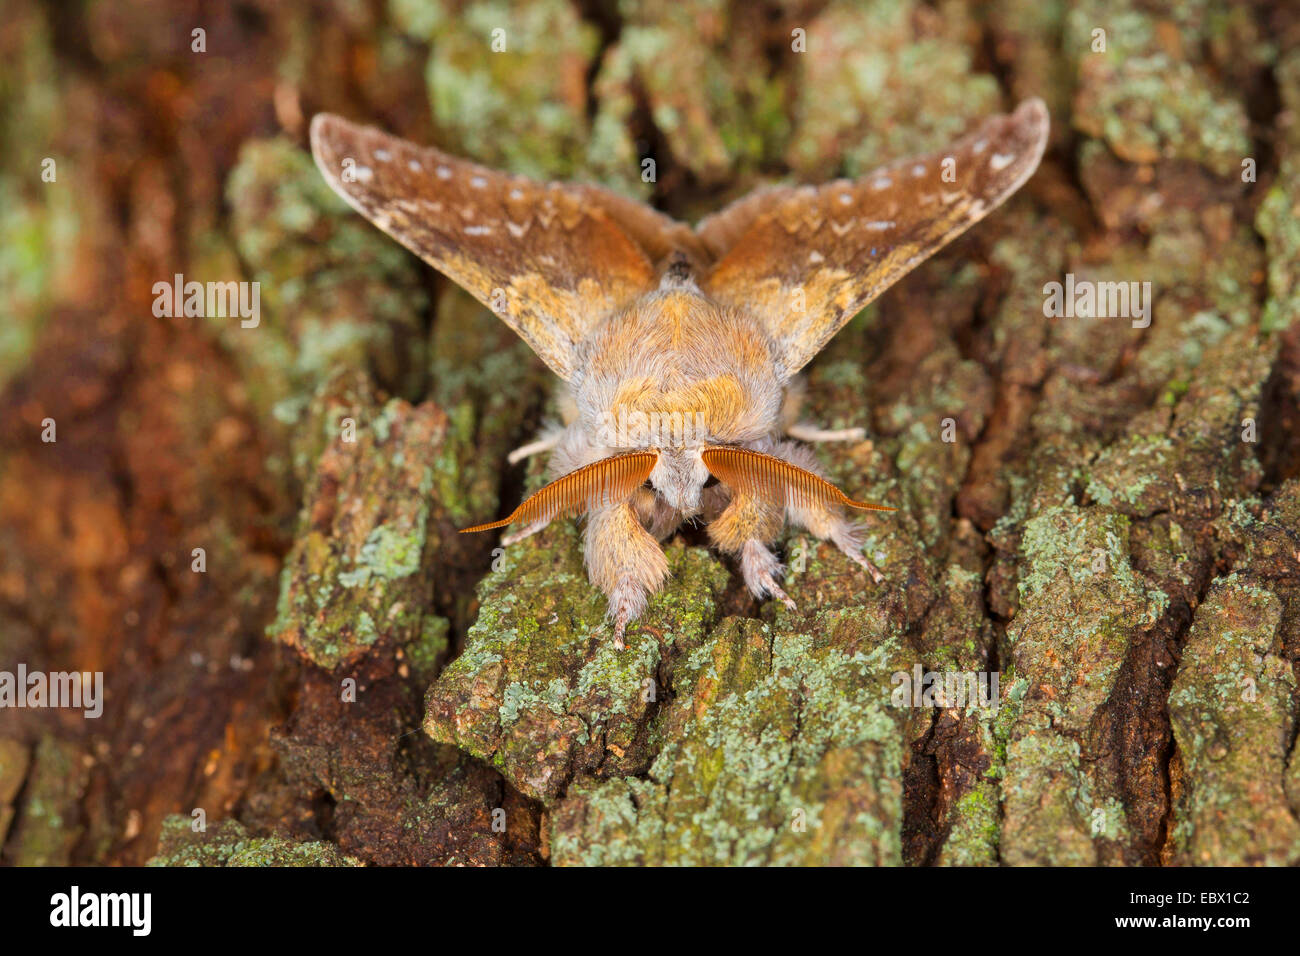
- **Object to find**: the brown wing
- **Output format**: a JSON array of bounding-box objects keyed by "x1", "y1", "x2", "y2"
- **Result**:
[
  {"x1": 695, "y1": 185, "x2": 792, "y2": 261},
  {"x1": 310, "y1": 113, "x2": 666, "y2": 380},
  {"x1": 568, "y1": 184, "x2": 710, "y2": 271},
  {"x1": 699, "y1": 99, "x2": 1049, "y2": 378}
]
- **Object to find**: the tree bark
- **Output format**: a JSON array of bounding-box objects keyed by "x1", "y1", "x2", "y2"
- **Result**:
[{"x1": 1, "y1": 0, "x2": 1298, "y2": 866}]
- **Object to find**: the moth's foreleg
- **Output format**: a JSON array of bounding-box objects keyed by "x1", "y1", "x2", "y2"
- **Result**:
[
  {"x1": 507, "y1": 430, "x2": 563, "y2": 465},
  {"x1": 706, "y1": 493, "x2": 794, "y2": 608},
  {"x1": 501, "y1": 520, "x2": 550, "y2": 546},
  {"x1": 585, "y1": 501, "x2": 669, "y2": 649},
  {"x1": 786, "y1": 423, "x2": 867, "y2": 443},
  {"x1": 781, "y1": 379, "x2": 866, "y2": 444}
]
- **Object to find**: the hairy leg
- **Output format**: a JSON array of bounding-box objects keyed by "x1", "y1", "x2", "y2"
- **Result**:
[
  {"x1": 740, "y1": 539, "x2": 796, "y2": 609},
  {"x1": 771, "y1": 439, "x2": 887, "y2": 584},
  {"x1": 706, "y1": 490, "x2": 793, "y2": 607},
  {"x1": 585, "y1": 501, "x2": 669, "y2": 648}
]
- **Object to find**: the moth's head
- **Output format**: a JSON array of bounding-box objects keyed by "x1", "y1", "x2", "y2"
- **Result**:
[
  {"x1": 590, "y1": 374, "x2": 772, "y2": 514},
  {"x1": 647, "y1": 447, "x2": 711, "y2": 514}
]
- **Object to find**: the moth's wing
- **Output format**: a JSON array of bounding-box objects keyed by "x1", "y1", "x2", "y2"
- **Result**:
[
  {"x1": 695, "y1": 185, "x2": 794, "y2": 261},
  {"x1": 568, "y1": 185, "x2": 710, "y2": 269},
  {"x1": 310, "y1": 113, "x2": 663, "y2": 380},
  {"x1": 698, "y1": 99, "x2": 1049, "y2": 378}
]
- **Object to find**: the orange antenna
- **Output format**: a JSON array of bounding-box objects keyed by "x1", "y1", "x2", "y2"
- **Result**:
[
  {"x1": 460, "y1": 450, "x2": 659, "y2": 534},
  {"x1": 701, "y1": 446, "x2": 896, "y2": 513}
]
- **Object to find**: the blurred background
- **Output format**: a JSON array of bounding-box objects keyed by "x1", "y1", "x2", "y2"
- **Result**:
[{"x1": 1, "y1": 0, "x2": 1299, "y2": 867}]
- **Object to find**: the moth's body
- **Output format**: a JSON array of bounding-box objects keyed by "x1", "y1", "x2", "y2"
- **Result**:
[
  {"x1": 311, "y1": 99, "x2": 1050, "y2": 647},
  {"x1": 563, "y1": 277, "x2": 783, "y2": 507},
  {"x1": 537, "y1": 272, "x2": 873, "y2": 641}
]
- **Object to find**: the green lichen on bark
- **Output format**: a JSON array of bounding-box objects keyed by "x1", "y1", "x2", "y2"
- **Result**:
[
  {"x1": 0, "y1": 738, "x2": 31, "y2": 849},
  {"x1": 424, "y1": 530, "x2": 731, "y2": 802},
  {"x1": 551, "y1": 615, "x2": 916, "y2": 865},
  {"x1": 424, "y1": 0, "x2": 602, "y2": 181},
  {"x1": 1257, "y1": 49, "x2": 1300, "y2": 332},
  {"x1": 222, "y1": 137, "x2": 429, "y2": 432},
  {"x1": 787, "y1": 0, "x2": 1001, "y2": 179},
  {"x1": 6, "y1": 736, "x2": 88, "y2": 866},
  {"x1": 0, "y1": 4, "x2": 85, "y2": 390},
  {"x1": 9, "y1": 0, "x2": 1300, "y2": 870},
  {"x1": 269, "y1": 371, "x2": 451, "y2": 670},
  {"x1": 998, "y1": 504, "x2": 1163, "y2": 864},
  {"x1": 148, "y1": 816, "x2": 362, "y2": 867},
  {"x1": 1067, "y1": 0, "x2": 1252, "y2": 177},
  {"x1": 604, "y1": 1, "x2": 787, "y2": 189},
  {"x1": 1167, "y1": 576, "x2": 1299, "y2": 865}
]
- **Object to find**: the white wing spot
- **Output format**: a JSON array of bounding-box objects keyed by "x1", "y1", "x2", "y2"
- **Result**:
[
  {"x1": 470, "y1": 175, "x2": 488, "y2": 189},
  {"x1": 464, "y1": 225, "x2": 493, "y2": 236},
  {"x1": 436, "y1": 165, "x2": 452, "y2": 179},
  {"x1": 990, "y1": 153, "x2": 1015, "y2": 171},
  {"x1": 870, "y1": 176, "x2": 892, "y2": 190},
  {"x1": 973, "y1": 139, "x2": 988, "y2": 154},
  {"x1": 509, "y1": 188, "x2": 525, "y2": 200},
  {"x1": 865, "y1": 220, "x2": 895, "y2": 231},
  {"x1": 507, "y1": 220, "x2": 530, "y2": 238},
  {"x1": 808, "y1": 250, "x2": 825, "y2": 263},
  {"x1": 911, "y1": 163, "x2": 926, "y2": 177},
  {"x1": 838, "y1": 192, "x2": 852, "y2": 205},
  {"x1": 374, "y1": 149, "x2": 391, "y2": 162},
  {"x1": 407, "y1": 159, "x2": 422, "y2": 172},
  {"x1": 354, "y1": 165, "x2": 374, "y2": 183}
]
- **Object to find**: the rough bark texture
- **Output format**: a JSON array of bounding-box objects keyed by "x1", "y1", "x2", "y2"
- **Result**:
[{"x1": 1, "y1": 0, "x2": 1299, "y2": 867}]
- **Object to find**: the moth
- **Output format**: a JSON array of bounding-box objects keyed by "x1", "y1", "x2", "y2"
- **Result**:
[{"x1": 311, "y1": 99, "x2": 1049, "y2": 647}]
